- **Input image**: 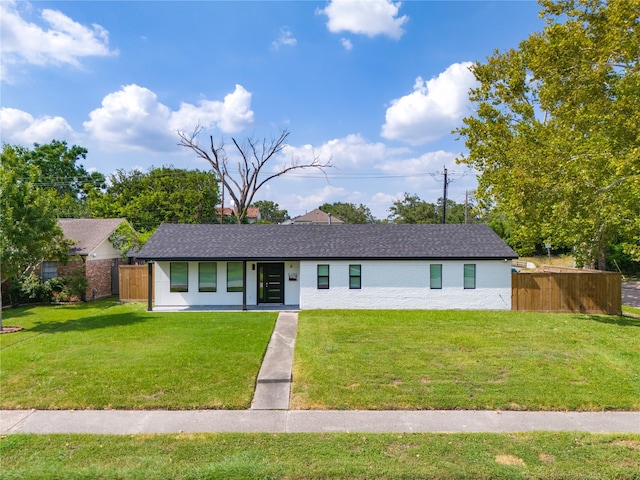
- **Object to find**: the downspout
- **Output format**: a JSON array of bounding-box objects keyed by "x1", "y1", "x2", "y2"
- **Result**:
[{"x1": 242, "y1": 260, "x2": 247, "y2": 311}]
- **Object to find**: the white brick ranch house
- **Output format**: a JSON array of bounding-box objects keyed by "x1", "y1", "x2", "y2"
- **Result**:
[{"x1": 136, "y1": 223, "x2": 518, "y2": 310}]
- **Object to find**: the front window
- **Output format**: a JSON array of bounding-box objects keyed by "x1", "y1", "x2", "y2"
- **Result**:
[
  {"x1": 170, "y1": 262, "x2": 189, "y2": 292},
  {"x1": 41, "y1": 261, "x2": 57, "y2": 282},
  {"x1": 199, "y1": 263, "x2": 217, "y2": 292},
  {"x1": 349, "y1": 264, "x2": 361, "y2": 289},
  {"x1": 227, "y1": 262, "x2": 243, "y2": 292},
  {"x1": 430, "y1": 264, "x2": 442, "y2": 289},
  {"x1": 464, "y1": 264, "x2": 476, "y2": 289},
  {"x1": 317, "y1": 264, "x2": 330, "y2": 289}
]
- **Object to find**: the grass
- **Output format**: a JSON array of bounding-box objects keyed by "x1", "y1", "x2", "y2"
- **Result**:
[
  {"x1": 0, "y1": 299, "x2": 277, "y2": 409},
  {"x1": 292, "y1": 310, "x2": 640, "y2": 411},
  {"x1": 2, "y1": 432, "x2": 639, "y2": 479},
  {"x1": 518, "y1": 255, "x2": 575, "y2": 269},
  {"x1": 624, "y1": 305, "x2": 640, "y2": 316}
]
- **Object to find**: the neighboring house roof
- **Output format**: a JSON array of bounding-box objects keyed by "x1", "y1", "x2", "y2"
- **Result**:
[
  {"x1": 287, "y1": 209, "x2": 344, "y2": 225},
  {"x1": 137, "y1": 223, "x2": 518, "y2": 261},
  {"x1": 58, "y1": 218, "x2": 127, "y2": 256},
  {"x1": 217, "y1": 207, "x2": 261, "y2": 220}
]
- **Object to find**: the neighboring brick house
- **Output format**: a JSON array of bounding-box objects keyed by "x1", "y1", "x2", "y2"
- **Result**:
[
  {"x1": 216, "y1": 207, "x2": 261, "y2": 224},
  {"x1": 40, "y1": 219, "x2": 128, "y2": 300}
]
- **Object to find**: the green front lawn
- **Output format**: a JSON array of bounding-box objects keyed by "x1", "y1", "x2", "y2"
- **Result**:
[
  {"x1": 2, "y1": 432, "x2": 639, "y2": 479},
  {"x1": 292, "y1": 310, "x2": 640, "y2": 411},
  {"x1": 0, "y1": 300, "x2": 277, "y2": 409}
]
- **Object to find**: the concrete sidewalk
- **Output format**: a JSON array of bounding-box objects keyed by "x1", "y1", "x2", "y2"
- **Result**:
[{"x1": 2, "y1": 409, "x2": 639, "y2": 434}]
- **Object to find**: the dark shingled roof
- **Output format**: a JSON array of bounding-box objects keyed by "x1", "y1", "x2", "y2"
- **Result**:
[{"x1": 137, "y1": 223, "x2": 518, "y2": 261}]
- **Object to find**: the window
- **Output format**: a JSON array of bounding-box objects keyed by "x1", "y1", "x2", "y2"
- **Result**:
[
  {"x1": 349, "y1": 264, "x2": 361, "y2": 289},
  {"x1": 41, "y1": 261, "x2": 57, "y2": 281},
  {"x1": 430, "y1": 264, "x2": 442, "y2": 289},
  {"x1": 464, "y1": 264, "x2": 476, "y2": 289},
  {"x1": 199, "y1": 263, "x2": 217, "y2": 292},
  {"x1": 317, "y1": 264, "x2": 329, "y2": 289},
  {"x1": 227, "y1": 262, "x2": 243, "y2": 292},
  {"x1": 170, "y1": 262, "x2": 189, "y2": 292}
]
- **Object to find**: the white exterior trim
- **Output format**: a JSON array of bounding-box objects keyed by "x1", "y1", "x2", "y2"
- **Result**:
[{"x1": 154, "y1": 259, "x2": 511, "y2": 310}]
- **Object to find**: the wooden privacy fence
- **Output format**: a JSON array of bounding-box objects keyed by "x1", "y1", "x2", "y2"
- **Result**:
[
  {"x1": 512, "y1": 271, "x2": 621, "y2": 315},
  {"x1": 119, "y1": 265, "x2": 154, "y2": 302}
]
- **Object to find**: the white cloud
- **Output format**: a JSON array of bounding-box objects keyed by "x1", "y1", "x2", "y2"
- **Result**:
[
  {"x1": 272, "y1": 27, "x2": 297, "y2": 49},
  {"x1": 83, "y1": 84, "x2": 255, "y2": 151},
  {"x1": 340, "y1": 38, "x2": 353, "y2": 50},
  {"x1": 0, "y1": 107, "x2": 76, "y2": 145},
  {"x1": 170, "y1": 85, "x2": 255, "y2": 134},
  {"x1": 0, "y1": 0, "x2": 117, "y2": 81},
  {"x1": 377, "y1": 150, "x2": 458, "y2": 177},
  {"x1": 284, "y1": 134, "x2": 406, "y2": 171},
  {"x1": 381, "y1": 62, "x2": 477, "y2": 145},
  {"x1": 318, "y1": 0, "x2": 408, "y2": 39}
]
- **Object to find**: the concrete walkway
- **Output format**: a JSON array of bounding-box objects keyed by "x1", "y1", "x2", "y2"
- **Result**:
[
  {"x1": 2, "y1": 310, "x2": 639, "y2": 435},
  {"x1": 251, "y1": 311, "x2": 298, "y2": 410}
]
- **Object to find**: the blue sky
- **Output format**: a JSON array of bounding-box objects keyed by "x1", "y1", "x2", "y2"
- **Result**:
[{"x1": 1, "y1": 0, "x2": 544, "y2": 219}]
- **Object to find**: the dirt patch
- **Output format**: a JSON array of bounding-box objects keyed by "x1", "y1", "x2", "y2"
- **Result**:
[
  {"x1": 0, "y1": 326, "x2": 24, "y2": 334},
  {"x1": 495, "y1": 455, "x2": 526, "y2": 466},
  {"x1": 614, "y1": 440, "x2": 640, "y2": 450},
  {"x1": 538, "y1": 453, "x2": 555, "y2": 463}
]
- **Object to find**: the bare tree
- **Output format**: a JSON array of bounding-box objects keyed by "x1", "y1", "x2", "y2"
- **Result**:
[{"x1": 178, "y1": 127, "x2": 330, "y2": 224}]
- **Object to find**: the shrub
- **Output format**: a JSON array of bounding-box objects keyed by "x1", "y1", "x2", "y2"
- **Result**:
[{"x1": 10, "y1": 271, "x2": 87, "y2": 304}]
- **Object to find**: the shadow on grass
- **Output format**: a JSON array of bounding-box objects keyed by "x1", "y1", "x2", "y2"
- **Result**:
[
  {"x1": 27, "y1": 312, "x2": 150, "y2": 334},
  {"x1": 581, "y1": 314, "x2": 640, "y2": 328}
]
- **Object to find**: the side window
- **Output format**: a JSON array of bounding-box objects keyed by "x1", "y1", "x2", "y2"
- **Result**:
[
  {"x1": 349, "y1": 264, "x2": 361, "y2": 289},
  {"x1": 430, "y1": 264, "x2": 442, "y2": 289},
  {"x1": 170, "y1": 262, "x2": 189, "y2": 292},
  {"x1": 227, "y1": 262, "x2": 243, "y2": 292},
  {"x1": 41, "y1": 261, "x2": 58, "y2": 281},
  {"x1": 199, "y1": 262, "x2": 217, "y2": 292},
  {"x1": 464, "y1": 264, "x2": 476, "y2": 289},
  {"x1": 317, "y1": 264, "x2": 330, "y2": 289}
]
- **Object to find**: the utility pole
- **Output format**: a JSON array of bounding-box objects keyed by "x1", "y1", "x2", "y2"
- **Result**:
[{"x1": 441, "y1": 167, "x2": 448, "y2": 224}]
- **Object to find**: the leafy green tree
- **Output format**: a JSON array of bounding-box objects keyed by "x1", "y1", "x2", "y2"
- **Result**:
[
  {"x1": 17, "y1": 140, "x2": 105, "y2": 218},
  {"x1": 1, "y1": 145, "x2": 71, "y2": 327},
  {"x1": 319, "y1": 202, "x2": 376, "y2": 224},
  {"x1": 90, "y1": 166, "x2": 220, "y2": 232},
  {"x1": 387, "y1": 194, "x2": 439, "y2": 224},
  {"x1": 252, "y1": 200, "x2": 290, "y2": 224},
  {"x1": 436, "y1": 198, "x2": 466, "y2": 224},
  {"x1": 456, "y1": 0, "x2": 640, "y2": 269}
]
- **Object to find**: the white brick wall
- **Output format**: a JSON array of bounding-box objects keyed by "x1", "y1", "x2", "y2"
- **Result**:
[
  {"x1": 154, "y1": 259, "x2": 512, "y2": 309},
  {"x1": 299, "y1": 260, "x2": 512, "y2": 310}
]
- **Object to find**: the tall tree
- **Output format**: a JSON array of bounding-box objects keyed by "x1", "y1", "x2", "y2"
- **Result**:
[
  {"x1": 252, "y1": 200, "x2": 290, "y2": 224},
  {"x1": 1, "y1": 145, "x2": 70, "y2": 328},
  {"x1": 19, "y1": 140, "x2": 105, "y2": 218},
  {"x1": 387, "y1": 193, "x2": 439, "y2": 224},
  {"x1": 456, "y1": 0, "x2": 640, "y2": 268},
  {"x1": 319, "y1": 202, "x2": 376, "y2": 224},
  {"x1": 89, "y1": 167, "x2": 219, "y2": 232},
  {"x1": 177, "y1": 128, "x2": 331, "y2": 224}
]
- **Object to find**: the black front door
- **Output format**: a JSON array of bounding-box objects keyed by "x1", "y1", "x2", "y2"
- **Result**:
[{"x1": 258, "y1": 263, "x2": 285, "y2": 304}]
